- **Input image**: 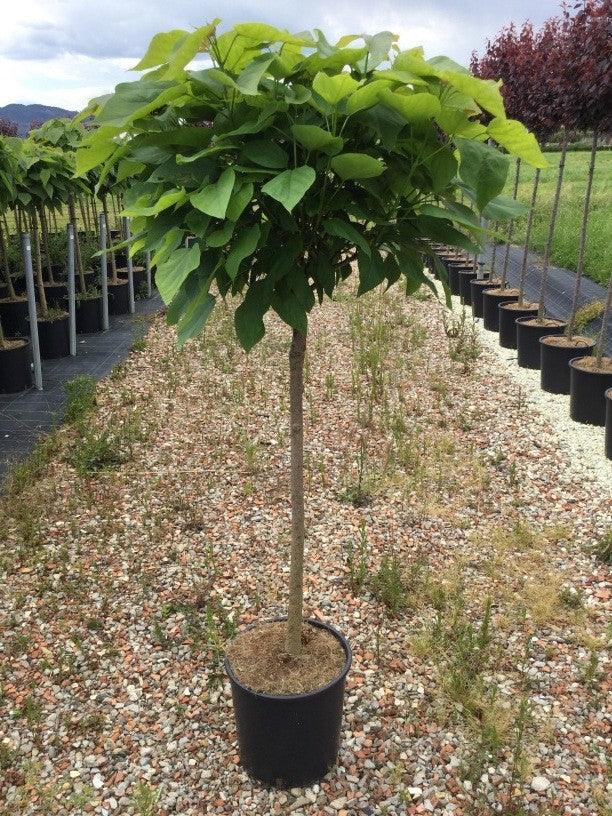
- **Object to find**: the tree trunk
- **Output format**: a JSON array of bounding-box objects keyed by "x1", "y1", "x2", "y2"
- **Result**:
[
  {"x1": 537, "y1": 134, "x2": 569, "y2": 319},
  {"x1": 69, "y1": 197, "x2": 86, "y2": 293},
  {"x1": 29, "y1": 213, "x2": 48, "y2": 316},
  {"x1": 517, "y1": 169, "x2": 540, "y2": 305},
  {"x1": 39, "y1": 206, "x2": 54, "y2": 284},
  {"x1": 92, "y1": 197, "x2": 99, "y2": 235},
  {"x1": 102, "y1": 197, "x2": 117, "y2": 283},
  {"x1": 489, "y1": 222, "x2": 499, "y2": 279},
  {"x1": 51, "y1": 207, "x2": 59, "y2": 233},
  {"x1": 285, "y1": 327, "x2": 307, "y2": 657},
  {"x1": 0, "y1": 315, "x2": 6, "y2": 349},
  {"x1": 566, "y1": 130, "x2": 598, "y2": 340},
  {"x1": 500, "y1": 158, "x2": 521, "y2": 289},
  {"x1": 79, "y1": 197, "x2": 90, "y2": 235},
  {"x1": 0, "y1": 219, "x2": 16, "y2": 299},
  {"x1": 594, "y1": 274, "x2": 612, "y2": 365}
]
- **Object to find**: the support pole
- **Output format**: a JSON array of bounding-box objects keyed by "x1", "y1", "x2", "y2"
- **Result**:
[
  {"x1": 123, "y1": 217, "x2": 135, "y2": 314},
  {"x1": 145, "y1": 250, "x2": 152, "y2": 299},
  {"x1": 21, "y1": 233, "x2": 43, "y2": 391},
  {"x1": 99, "y1": 214, "x2": 109, "y2": 331},
  {"x1": 67, "y1": 224, "x2": 76, "y2": 356}
]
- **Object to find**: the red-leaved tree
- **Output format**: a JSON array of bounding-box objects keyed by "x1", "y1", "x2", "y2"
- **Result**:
[{"x1": 0, "y1": 118, "x2": 18, "y2": 137}]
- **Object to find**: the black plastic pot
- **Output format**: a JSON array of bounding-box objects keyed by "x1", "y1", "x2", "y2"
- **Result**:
[
  {"x1": 540, "y1": 336, "x2": 595, "y2": 394},
  {"x1": 516, "y1": 317, "x2": 567, "y2": 370},
  {"x1": 459, "y1": 270, "x2": 484, "y2": 305},
  {"x1": 38, "y1": 315, "x2": 70, "y2": 359},
  {"x1": 470, "y1": 278, "x2": 500, "y2": 319},
  {"x1": 448, "y1": 264, "x2": 472, "y2": 296},
  {"x1": 0, "y1": 298, "x2": 29, "y2": 337},
  {"x1": 225, "y1": 618, "x2": 352, "y2": 786},
  {"x1": 107, "y1": 280, "x2": 129, "y2": 315},
  {"x1": 483, "y1": 288, "x2": 519, "y2": 332},
  {"x1": 605, "y1": 388, "x2": 612, "y2": 460},
  {"x1": 569, "y1": 357, "x2": 612, "y2": 426},
  {"x1": 0, "y1": 339, "x2": 30, "y2": 393},
  {"x1": 44, "y1": 282, "x2": 68, "y2": 309},
  {"x1": 76, "y1": 296, "x2": 103, "y2": 333},
  {"x1": 498, "y1": 302, "x2": 538, "y2": 349},
  {"x1": 132, "y1": 266, "x2": 146, "y2": 296}
]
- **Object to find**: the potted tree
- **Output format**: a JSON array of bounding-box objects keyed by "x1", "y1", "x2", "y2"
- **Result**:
[
  {"x1": 79, "y1": 19, "x2": 544, "y2": 785},
  {"x1": 0, "y1": 314, "x2": 30, "y2": 393}
]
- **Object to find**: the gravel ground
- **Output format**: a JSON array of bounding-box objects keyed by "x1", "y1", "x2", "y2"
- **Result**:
[{"x1": 1, "y1": 281, "x2": 610, "y2": 816}]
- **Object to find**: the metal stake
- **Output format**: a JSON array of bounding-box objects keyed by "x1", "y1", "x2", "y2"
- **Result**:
[
  {"x1": 145, "y1": 250, "x2": 152, "y2": 299},
  {"x1": 67, "y1": 224, "x2": 76, "y2": 356},
  {"x1": 21, "y1": 233, "x2": 43, "y2": 391},
  {"x1": 123, "y1": 217, "x2": 135, "y2": 314},
  {"x1": 99, "y1": 214, "x2": 109, "y2": 331}
]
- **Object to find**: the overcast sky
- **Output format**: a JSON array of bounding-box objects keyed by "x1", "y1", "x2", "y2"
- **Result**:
[{"x1": 0, "y1": 0, "x2": 562, "y2": 110}]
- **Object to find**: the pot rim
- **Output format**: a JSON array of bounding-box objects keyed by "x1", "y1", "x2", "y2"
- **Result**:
[
  {"x1": 0, "y1": 337, "x2": 30, "y2": 352},
  {"x1": 515, "y1": 316, "x2": 566, "y2": 326},
  {"x1": 498, "y1": 301, "x2": 538, "y2": 312},
  {"x1": 225, "y1": 617, "x2": 352, "y2": 702},
  {"x1": 539, "y1": 335, "x2": 595, "y2": 348},
  {"x1": 569, "y1": 356, "x2": 612, "y2": 374}
]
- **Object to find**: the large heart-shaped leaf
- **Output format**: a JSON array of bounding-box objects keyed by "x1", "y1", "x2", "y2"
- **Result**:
[{"x1": 261, "y1": 166, "x2": 316, "y2": 213}]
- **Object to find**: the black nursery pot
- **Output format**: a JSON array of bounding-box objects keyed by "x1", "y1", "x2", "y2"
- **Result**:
[
  {"x1": 459, "y1": 270, "x2": 484, "y2": 305},
  {"x1": 448, "y1": 264, "x2": 472, "y2": 296},
  {"x1": 0, "y1": 339, "x2": 30, "y2": 393},
  {"x1": 540, "y1": 336, "x2": 595, "y2": 394},
  {"x1": 605, "y1": 388, "x2": 612, "y2": 460},
  {"x1": 516, "y1": 317, "x2": 567, "y2": 370},
  {"x1": 470, "y1": 278, "x2": 500, "y2": 319},
  {"x1": 483, "y1": 288, "x2": 519, "y2": 332},
  {"x1": 0, "y1": 298, "x2": 29, "y2": 337},
  {"x1": 107, "y1": 280, "x2": 129, "y2": 315},
  {"x1": 569, "y1": 357, "x2": 612, "y2": 427},
  {"x1": 498, "y1": 302, "x2": 538, "y2": 349},
  {"x1": 225, "y1": 619, "x2": 352, "y2": 787},
  {"x1": 38, "y1": 314, "x2": 70, "y2": 359},
  {"x1": 76, "y1": 296, "x2": 103, "y2": 334},
  {"x1": 44, "y1": 282, "x2": 68, "y2": 308}
]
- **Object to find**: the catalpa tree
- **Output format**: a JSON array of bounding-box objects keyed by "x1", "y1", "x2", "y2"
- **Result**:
[{"x1": 78, "y1": 20, "x2": 545, "y2": 655}]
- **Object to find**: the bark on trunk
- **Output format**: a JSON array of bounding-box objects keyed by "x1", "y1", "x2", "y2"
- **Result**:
[
  {"x1": 500, "y1": 158, "x2": 521, "y2": 290},
  {"x1": 537, "y1": 134, "x2": 569, "y2": 319},
  {"x1": 285, "y1": 328, "x2": 307, "y2": 657},
  {"x1": 566, "y1": 130, "x2": 598, "y2": 340},
  {"x1": 39, "y1": 206, "x2": 54, "y2": 284},
  {"x1": 517, "y1": 169, "x2": 540, "y2": 305},
  {"x1": 29, "y1": 213, "x2": 48, "y2": 316},
  {"x1": 102, "y1": 198, "x2": 117, "y2": 283},
  {"x1": 0, "y1": 219, "x2": 16, "y2": 299},
  {"x1": 69, "y1": 197, "x2": 86, "y2": 292}
]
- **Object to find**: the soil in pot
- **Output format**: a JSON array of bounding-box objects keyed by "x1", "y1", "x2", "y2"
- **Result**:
[
  {"x1": 470, "y1": 278, "x2": 501, "y2": 319},
  {"x1": 569, "y1": 356, "x2": 612, "y2": 427},
  {"x1": 38, "y1": 312, "x2": 70, "y2": 359},
  {"x1": 459, "y1": 269, "x2": 484, "y2": 305},
  {"x1": 0, "y1": 338, "x2": 30, "y2": 393},
  {"x1": 76, "y1": 294, "x2": 103, "y2": 334},
  {"x1": 44, "y1": 282, "x2": 68, "y2": 309},
  {"x1": 483, "y1": 287, "x2": 520, "y2": 332},
  {"x1": 516, "y1": 317, "x2": 567, "y2": 370},
  {"x1": 0, "y1": 297, "x2": 29, "y2": 337},
  {"x1": 540, "y1": 335, "x2": 595, "y2": 395},
  {"x1": 605, "y1": 388, "x2": 612, "y2": 460},
  {"x1": 225, "y1": 619, "x2": 351, "y2": 786},
  {"x1": 498, "y1": 301, "x2": 539, "y2": 349},
  {"x1": 107, "y1": 279, "x2": 129, "y2": 315}
]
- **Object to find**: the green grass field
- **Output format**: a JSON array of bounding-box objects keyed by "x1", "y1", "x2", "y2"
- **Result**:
[{"x1": 505, "y1": 150, "x2": 611, "y2": 286}]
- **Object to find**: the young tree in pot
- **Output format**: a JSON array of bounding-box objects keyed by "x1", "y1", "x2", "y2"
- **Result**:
[
  {"x1": 0, "y1": 137, "x2": 30, "y2": 337},
  {"x1": 0, "y1": 314, "x2": 30, "y2": 393},
  {"x1": 79, "y1": 19, "x2": 543, "y2": 785}
]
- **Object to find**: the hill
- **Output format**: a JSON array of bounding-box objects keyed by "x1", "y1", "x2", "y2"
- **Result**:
[{"x1": 0, "y1": 103, "x2": 76, "y2": 136}]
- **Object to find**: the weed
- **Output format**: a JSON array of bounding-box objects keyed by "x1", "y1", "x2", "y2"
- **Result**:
[
  {"x1": 15, "y1": 695, "x2": 43, "y2": 725},
  {"x1": 371, "y1": 555, "x2": 408, "y2": 616},
  {"x1": 572, "y1": 299, "x2": 605, "y2": 332},
  {"x1": 592, "y1": 528, "x2": 611, "y2": 564},
  {"x1": 559, "y1": 584, "x2": 584, "y2": 609},
  {"x1": 324, "y1": 371, "x2": 336, "y2": 400},
  {"x1": 346, "y1": 521, "x2": 369, "y2": 593},
  {"x1": 64, "y1": 375, "x2": 97, "y2": 423},
  {"x1": 131, "y1": 782, "x2": 161, "y2": 816},
  {"x1": 3, "y1": 433, "x2": 60, "y2": 495},
  {"x1": 442, "y1": 308, "x2": 481, "y2": 372},
  {"x1": 0, "y1": 742, "x2": 17, "y2": 770},
  {"x1": 69, "y1": 426, "x2": 128, "y2": 475}
]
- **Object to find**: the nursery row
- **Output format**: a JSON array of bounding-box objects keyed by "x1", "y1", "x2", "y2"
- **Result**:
[{"x1": 433, "y1": 244, "x2": 612, "y2": 460}]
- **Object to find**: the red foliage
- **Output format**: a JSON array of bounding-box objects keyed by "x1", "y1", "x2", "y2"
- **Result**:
[
  {"x1": 29, "y1": 120, "x2": 44, "y2": 132},
  {"x1": 0, "y1": 118, "x2": 18, "y2": 137}
]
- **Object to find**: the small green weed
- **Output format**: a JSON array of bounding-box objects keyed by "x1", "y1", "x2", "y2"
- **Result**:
[{"x1": 64, "y1": 375, "x2": 97, "y2": 423}]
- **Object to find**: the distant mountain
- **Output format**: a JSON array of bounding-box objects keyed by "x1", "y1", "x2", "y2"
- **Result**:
[{"x1": 0, "y1": 103, "x2": 76, "y2": 136}]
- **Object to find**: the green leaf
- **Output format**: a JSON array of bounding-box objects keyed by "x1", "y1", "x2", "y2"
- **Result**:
[
  {"x1": 75, "y1": 139, "x2": 116, "y2": 176},
  {"x1": 261, "y1": 166, "x2": 316, "y2": 213},
  {"x1": 456, "y1": 138, "x2": 510, "y2": 211},
  {"x1": 331, "y1": 153, "x2": 385, "y2": 180},
  {"x1": 241, "y1": 140, "x2": 288, "y2": 168},
  {"x1": 312, "y1": 72, "x2": 359, "y2": 105},
  {"x1": 191, "y1": 169, "x2": 236, "y2": 218},
  {"x1": 226, "y1": 182, "x2": 254, "y2": 221},
  {"x1": 234, "y1": 280, "x2": 271, "y2": 352},
  {"x1": 346, "y1": 80, "x2": 393, "y2": 114},
  {"x1": 418, "y1": 203, "x2": 480, "y2": 231},
  {"x1": 207, "y1": 221, "x2": 235, "y2": 247},
  {"x1": 379, "y1": 90, "x2": 441, "y2": 121},
  {"x1": 130, "y1": 30, "x2": 187, "y2": 71},
  {"x1": 323, "y1": 218, "x2": 370, "y2": 257},
  {"x1": 482, "y1": 194, "x2": 529, "y2": 221},
  {"x1": 290, "y1": 124, "x2": 343, "y2": 155},
  {"x1": 236, "y1": 54, "x2": 276, "y2": 95},
  {"x1": 233, "y1": 22, "x2": 311, "y2": 45},
  {"x1": 441, "y1": 72, "x2": 505, "y2": 119},
  {"x1": 357, "y1": 250, "x2": 386, "y2": 295},
  {"x1": 487, "y1": 118, "x2": 547, "y2": 169},
  {"x1": 156, "y1": 244, "x2": 201, "y2": 304},
  {"x1": 373, "y1": 69, "x2": 428, "y2": 86},
  {"x1": 177, "y1": 291, "x2": 216, "y2": 347},
  {"x1": 414, "y1": 215, "x2": 480, "y2": 254},
  {"x1": 123, "y1": 188, "x2": 187, "y2": 217},
  {"x1": 226, "y1": 225, "x2": 260, "y2": 279}
]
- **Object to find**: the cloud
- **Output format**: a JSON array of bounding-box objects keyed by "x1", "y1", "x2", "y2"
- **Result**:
[{"x1": 0, "y1": 0, "x2": 562, "y2": 108}]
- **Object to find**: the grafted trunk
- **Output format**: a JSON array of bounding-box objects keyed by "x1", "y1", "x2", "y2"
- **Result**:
[
  {"x1": 39, "y1": 206, "x2": 54, "y2": 284},
  {"x1": 538, "y1": 133, "x2": 569, "y2": 319},
  {"x1": 517, "y1": 169, "x2": 540, "y2": 305},
  {"x1": 29, "y1": 212, "x2": 48, "y2": 316},
  {"x1": 566, "y1": 130, "x2": 598, "y2": 340},
  {"x1": 102, "y1": 197, "x2": 117, "y2": 283},
  {"x1": 500, "y1": 158, "x2": 521, "y2": 289},
  {"x1": 285, "y1": 327, "x2": 307, "y2": 657},
  {"x1": 0, "y1": 219, "x2": 16, "y2": 299}
]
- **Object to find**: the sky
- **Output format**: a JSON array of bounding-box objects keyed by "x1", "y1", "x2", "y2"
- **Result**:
[{"x1": 0, "y1": 0, "x2": 563, "y2": 111}]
